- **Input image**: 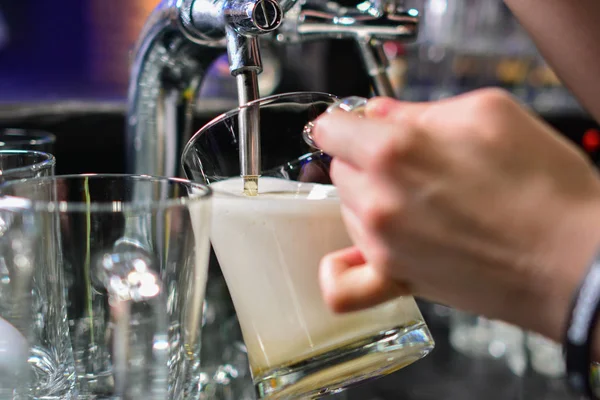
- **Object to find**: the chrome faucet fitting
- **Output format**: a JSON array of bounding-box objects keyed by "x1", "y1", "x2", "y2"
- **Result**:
[{"x1": 126, "y1": 0, "x2": 419, "y2": 181}]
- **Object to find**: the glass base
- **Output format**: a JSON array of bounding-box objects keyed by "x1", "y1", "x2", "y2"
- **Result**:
[
  {"x1": 28, "y1": 345, "x2": 76, "y2": 399},
  {"x1": 254, "y1": 321, "x2": 434, "y2": 399}
]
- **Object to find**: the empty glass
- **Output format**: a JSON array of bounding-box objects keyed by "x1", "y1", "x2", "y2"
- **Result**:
[
  {"x1": 0, "y1": 129, "x2": 56, "y2": 154},
  {"x1": 1, "y1": 174, "x2": 213, "y2": 399},
  {"x1": 0, "y1": 150, "x2": 55, "y2": 182},
  {"x1": 0, "y1": 151, "x2": 63, "y2": 398},
  {"x1": 0, "y1": 197, "x2": 40, "y2": 398},
  {"x1": 182, "y1": 92, "x2": 434, "y2": 399}
]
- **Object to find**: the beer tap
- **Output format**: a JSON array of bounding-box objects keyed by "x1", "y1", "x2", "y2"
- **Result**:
[
  {"x1": 127, "y1": 0, "x2": 282, "y2": 185},
  {"x1": 126, "y1": 0, "x2": 419, "y2": 182}
]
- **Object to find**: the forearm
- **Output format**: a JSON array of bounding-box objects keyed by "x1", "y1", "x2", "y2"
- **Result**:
[
  {"x1": 505, "y1": 0, "x2": 600, "y2": 358},
  {"x1": 504, "y1": 0, "x2": 600, "y2": 123}
]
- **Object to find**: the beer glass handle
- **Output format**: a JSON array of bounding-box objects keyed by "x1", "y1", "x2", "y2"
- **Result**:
[
  {"x1": 303, "y1": 96, "x2": 368, "y2": 148},
  {"x1": 98, "y1": 251, "x2": 169, "y2": 399}
]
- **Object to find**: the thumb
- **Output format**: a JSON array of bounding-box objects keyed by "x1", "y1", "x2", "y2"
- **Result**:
[{"x1": 319, "y1": 246, "x2": 410, "y2": 314}]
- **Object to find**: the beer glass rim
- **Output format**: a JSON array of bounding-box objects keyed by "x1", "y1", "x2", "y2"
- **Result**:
[
  {"x1": 0, "y1": 128, "x2": 57, "y2": 146},
  {"x1": 182, "y1": 91, "x2": 338, "y2": 160},
  {"x1": 0, "y1": 173, "x2": 211, "y2": 213},
  {"x1": 0, "y1": 149, "x2": 56, "y2": 176},
  {"x1": 182, "y1": 91, "x2": 339, "y2": 202}
]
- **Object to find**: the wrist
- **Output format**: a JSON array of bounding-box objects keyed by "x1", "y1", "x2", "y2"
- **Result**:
[
  {"x1": 512, "y1": 195, "x2": 600, "y2": 347},
  {"x1": 544, "y1": 198, "x2": 600, "y2": 346},
  {"x1": 564, "y1": 249, "x2": 600, "y2": 396}
]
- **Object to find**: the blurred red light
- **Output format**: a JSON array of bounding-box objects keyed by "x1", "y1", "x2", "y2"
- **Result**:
[{"x1": 583, "y1": 129, "x2": 600, "y2": 153}]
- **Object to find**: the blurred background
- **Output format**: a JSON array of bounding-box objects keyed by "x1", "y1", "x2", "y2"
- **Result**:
[
  {"x1": 0, "y1": 0, "x2": 153, "y2": 100},
  {"x1": 0, "y1": 1, "x2": 597, "y2": 399},
  {"x1": 0, "y1": 0, "x2": 587, "y2": 111},
  {"x1": 0, "y1": 0, "x2": 595, "y2": 146},
  {"x1": 1, "y1": 0, "x2": 596, "y2": 173}
]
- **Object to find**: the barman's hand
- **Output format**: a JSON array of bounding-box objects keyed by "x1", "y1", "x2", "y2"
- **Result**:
[{"x1": 313, "y1": 88, "x2": 600, "y2": 345}]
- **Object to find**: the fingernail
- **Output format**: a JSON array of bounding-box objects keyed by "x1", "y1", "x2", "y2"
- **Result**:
[
  {"x1": 310, "y1": 115, "x2": 327, "y2": 142},
  {"x1": 365, "y1": 97, "x2": 397, "y2": 118}
]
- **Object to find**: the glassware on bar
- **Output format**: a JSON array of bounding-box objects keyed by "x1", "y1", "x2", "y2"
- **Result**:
[
  {"x1": 1, "y1": 174, "x2": 212, "y2": 399},
  {"x1": 0, "y1": 197, "x2": 44, "y2": 398}
]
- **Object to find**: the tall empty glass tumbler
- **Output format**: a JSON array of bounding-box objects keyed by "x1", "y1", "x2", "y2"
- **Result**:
[
  {"x1": 0, "y1": 197, "x2": 44, "y2": 398},
  {"x1": 1, "y1": 174, "x2": 213, "y2": 399},
  {"x1": 0, "y1": 151, "x2": 61, "y2": 398}
]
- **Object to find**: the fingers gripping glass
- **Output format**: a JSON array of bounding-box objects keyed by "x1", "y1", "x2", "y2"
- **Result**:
[{"x1": 302, "y1": 96, "x2": 368, "y2": 149}]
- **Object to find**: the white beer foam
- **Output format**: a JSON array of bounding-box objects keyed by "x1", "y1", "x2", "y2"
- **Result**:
[{"x1": 212, "y1": 176, "x2": 338, "y2": 200}]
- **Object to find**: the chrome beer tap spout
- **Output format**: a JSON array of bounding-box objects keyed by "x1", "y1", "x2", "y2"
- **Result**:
[
  {"x1": 126, "y1": 0, "x2": 282, "y2": 180},
  {"x1": 275, "y1": 0, "x2": 420, "y2": 96}
]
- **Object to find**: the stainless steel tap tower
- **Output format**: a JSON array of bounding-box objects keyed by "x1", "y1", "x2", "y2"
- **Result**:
[{"x1": 126, "y1": 0, "x2": 419, "y2": 181}]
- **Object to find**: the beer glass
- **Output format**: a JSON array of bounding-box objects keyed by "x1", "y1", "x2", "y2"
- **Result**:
[
  {"x1": 182, "y1": 92, "x2": 435, "y2": 399},
  {"x1": 1, "y1": 174, "x2": 213, "y2": 399}
]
